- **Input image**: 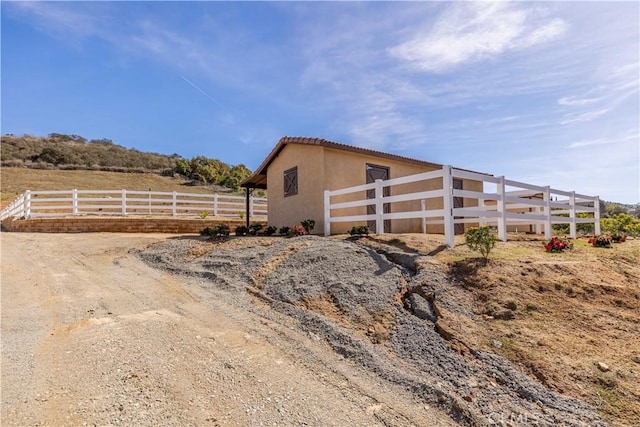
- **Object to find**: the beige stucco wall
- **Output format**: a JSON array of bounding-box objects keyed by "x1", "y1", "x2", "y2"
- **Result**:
[
  {"x1": 266, "y1": 144, "x2": 326, "y2": 233},
  {"x1": 266, "y1": 144, "x2": 483, "y2": 235}
]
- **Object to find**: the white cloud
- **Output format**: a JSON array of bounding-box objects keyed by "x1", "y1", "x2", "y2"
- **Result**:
[
  {"x1": 389, "y1": 2, "x2": 567, "y2": 72},
  {"x1": 560, "y1": 108, "x2": 611, "y2": 125},
  {"x1": 558, "y1": 96, "x2": 602, "y2": 106}
]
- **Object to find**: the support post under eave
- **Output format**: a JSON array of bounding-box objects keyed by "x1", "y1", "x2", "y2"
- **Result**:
[{"x1": 245, "y1": 187, "x2": 251, "y2": 229}]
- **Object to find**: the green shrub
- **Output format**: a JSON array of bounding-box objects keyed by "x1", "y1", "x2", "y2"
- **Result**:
[
  {"x1": 348, "y1": 225, "x2": 369, "y2": 236},
  {"x1": 278, "y1": 226, "x2": 290, "y2": 235},
  {"x1": 198, "y1": 210, "x2": 210, "y2": 219},
  {"x1": 300, "y1": 219, "x2": 315, "y2": 234},
  {"x1": 264, "y1": 225, "x2": 277, "y2": 236},
  {"x1": 200, "y1": 223, "x2": 229, "y2": 238},
  {"x1": 464, "y1": 226, "x2": 496, "y2": 262},
  {"x1": 235, "y1": 226, "x2": 249, "y2": 236},
  {"x1": 249, "y1": 222, "x2": 263, "y2": 236}
]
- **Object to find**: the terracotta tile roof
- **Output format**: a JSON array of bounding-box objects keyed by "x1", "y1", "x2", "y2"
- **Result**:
[{"x1": 241, "y1": 136, "x2": 489, "y2": 189}]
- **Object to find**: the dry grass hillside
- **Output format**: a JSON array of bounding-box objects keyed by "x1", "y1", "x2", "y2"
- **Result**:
[
  {"x1": 356, "y1": 233, "x2": 640, "y2": 426},
  {"x1": 0, "y1": 167, "x2": 238, "y2": 209}
]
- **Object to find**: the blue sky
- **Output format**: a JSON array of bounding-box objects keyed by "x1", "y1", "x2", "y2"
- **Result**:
[{"x1": 2, "y1": 1, "x2": 638, "y2": 204}]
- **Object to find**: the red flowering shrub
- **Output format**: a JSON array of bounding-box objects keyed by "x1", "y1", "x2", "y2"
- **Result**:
[
  {"x1": 288, "y1": 225, "x2": 307, "y2": 237},
  {"x1": 544, "y1": 236, "x2": 573, "y2": 253},
  {"x1": 588, "y1": 234, "x2": 611, "y2": 247}
]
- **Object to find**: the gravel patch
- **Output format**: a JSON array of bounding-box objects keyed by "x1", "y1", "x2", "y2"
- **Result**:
[{"x1": 139, "y1": 235, "x2": 607, "y2": 426}]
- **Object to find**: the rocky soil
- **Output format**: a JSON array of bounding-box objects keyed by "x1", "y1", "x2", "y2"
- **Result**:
[
  {"x1": 3, "y1": 232, "x2": 626, "y2": 426},
  {"x1": 139, "y1": 235, "x2": 607, "y2": 426}
]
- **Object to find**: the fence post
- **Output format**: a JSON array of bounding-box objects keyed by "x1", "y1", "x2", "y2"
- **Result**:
[
  {"x1": 121, "y1": 189, "x2": 127, "y2": 216},
  {"x1": 421, "y1": 199, "x2": 426, "y2": 234},
  {"x1": 213, "y1": 194, "x2": 218, "y2": 217},
  {"x1": 478, "y1": 198, "x2": 486, "y2": 226},
  {"x1": 535, "y1": 206, "x2": 542, "y2": 235},
  {"x1": 594, "y1": 196, "x2": 601, "y2": 235},
  {"x1": 249, "y1": 194, "x2": 254, "y2": 218},
  {"x1": 543, "y1": 186, "x2": 552, "y2": 239},
  {"x1": 442, "y1": 166, "x2": 454, "y2": 247},
  {"x1": 72, "y1": 189, "x2": 78, "y2": 216},
  {"x1": 172, "y1": 192, "x2": 177, "y2": 216},
  {"x1": 496, "y1": 176, "x2": 507, "y2": 242},
  {"x1": 374, "y1": 179, "x2": 384, "y2": 234},
  {"x1": 324, "y1": 190, "x2": 331, "y2": 236},
  {"x1": 569, "y1": 191, "x2": 576, "y2": 239},
  {"x1": 24, "y1": 190, "x2": 31, "y2": 219}
]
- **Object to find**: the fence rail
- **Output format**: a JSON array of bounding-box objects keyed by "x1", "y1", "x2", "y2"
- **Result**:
[
  {"x1": 324, "y1": 165, "x2": 600, "y2": 247},
  {"x1": 0, "y1": 189, "x2": 267, "y2": 221}
]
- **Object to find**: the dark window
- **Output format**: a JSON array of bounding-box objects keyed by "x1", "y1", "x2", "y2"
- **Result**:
[{"x1": 284, "y1": 166, "x2": 298, "y2": 197}]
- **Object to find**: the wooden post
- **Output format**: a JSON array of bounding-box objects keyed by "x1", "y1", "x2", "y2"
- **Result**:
[
  {"x1": 497, "y1": 176, "x2": 507, "y2": 242},
  {"x1": 324, "y1": 190, "x2": 331, "y2": 236},
  {"x1": 544, "y1": 186, "x2": 552, "y2": 239},
  {"x1": 375, "y1": 179, "x2": 384, "y2": 235},
  {"x1": 535, "y1": 206, "x2": 542, "y2": 235},
  {"x1": 478, "y1": 198, "x2": 486, "y2": 226},
  {"x1": 569, "y1": 191, "x2": 576, "y2": 239},
  {"x1": 72, "y1": 189, "x2": 78, "y2": 216},
  {"x1": 213, "y1": 194, "x2": 218, "y2": 217},
  {"x1": 442, "y1": 165, "x2": 454, "y2": 247},
  {"x1": 249, "y1": 194, "x2": 254, "y2": 218},
  {"x1": 421, "y1": 199, "x2": 426, "y2": 234},
  {"x1": 121, "y1": 189, "x2": 127, "y2": 216}
]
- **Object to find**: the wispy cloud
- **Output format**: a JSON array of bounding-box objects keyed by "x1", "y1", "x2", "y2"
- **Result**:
[
  {"x1": 389, "y1": 2, "x2": 567, "y2": 72},
  {"x1": 568, "y1": 133, "x2": 639, "y2": 149}
]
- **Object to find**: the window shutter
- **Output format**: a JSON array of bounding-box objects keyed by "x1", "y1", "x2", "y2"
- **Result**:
[{"x1": 284, "y1": 166, "x2": 298, "y2": 197}]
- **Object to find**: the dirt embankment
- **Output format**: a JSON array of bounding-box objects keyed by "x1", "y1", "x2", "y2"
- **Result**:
[
  {"x1": 3, "y1": 232, "x2": 637, "y2": 426},
  {"x1": 139, "y1": 235, "x2": 615, "y2": 426}
]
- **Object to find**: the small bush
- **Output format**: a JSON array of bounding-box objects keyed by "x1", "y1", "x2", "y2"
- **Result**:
[
  {"x1": 235, "y1": 225, "x2": 249, "y2": 236},
  {"x1": 288, "y1": 225, "x2": 307, "y2": 237},
  {"x1": 300, "y1": 219, "x2": 315, "y2": 234},
  {"x1": 278, "y1": 226, "x2": 290, "y2": 235},
  {"x1": 611, "y1": 234, "x2": 626, "y2": 243},
  {"x1": 200, "y1": 227, "x2": 214, "y2": 236},
  {"x1": 200, "y1": 223, "x2": 229, "y2": 238},
  {"x1": 505, "y1": 300, "x2": 518, "y2": 311},
  {"x1": 249, "y1": 222, "x2": 263, "y2": 236},
  {"x1": 198, "y1": 211, "x2": 210, "y2": 219},
  {"x1": 348, "y1": 225, "x2": 369, "y2": 236},
  {"x1": 543, "y1": 236, "x2": 573, "y2": 252},
  {"x1": 588, "y1": 234, "x2": 611, "y2": 247},
  {"x1": 264, "y1": 225, "x2": 277, "y2": 236},
  {"x1": 464, "y1": 226, "x2": 496, "y2": 262}
]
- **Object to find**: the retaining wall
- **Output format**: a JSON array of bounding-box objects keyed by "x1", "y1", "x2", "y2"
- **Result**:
[{"x1": 1, "y1": 216, "x2": 261, "y2": 234}]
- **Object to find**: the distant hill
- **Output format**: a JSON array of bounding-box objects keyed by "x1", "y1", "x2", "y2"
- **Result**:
[{"x1": 0, "y1": 133, "x2": 251, "y2": 190}]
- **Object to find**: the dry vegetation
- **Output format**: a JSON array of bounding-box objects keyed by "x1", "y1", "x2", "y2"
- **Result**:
[
  {"x1": 0, "y1": 167, "x2": 238, "y2": 209},
  {"x1": 357, "y1": 233, "x2": 640, "y2": 426}
]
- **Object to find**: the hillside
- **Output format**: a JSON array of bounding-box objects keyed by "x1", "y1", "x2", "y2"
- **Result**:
[
  {"x1": 358, "y1": 233, "x2": 640, "y2": 426},
  {"x1": 0, "y1": 133, "x2": 252, "y2": 191},
  {"x1": 0, "y1": 167, "x2": 237, "y2": 209}
]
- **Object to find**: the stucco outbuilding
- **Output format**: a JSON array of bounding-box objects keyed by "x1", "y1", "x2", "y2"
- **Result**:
[{"x1": 241, "y1": 136, "x2": 487, "y2": 235}]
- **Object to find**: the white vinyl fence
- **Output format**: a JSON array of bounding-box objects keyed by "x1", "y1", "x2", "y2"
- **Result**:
[
  {"x1": 0, "y1": 189, "x2": 267, "y2": 221},
  {"x1": 324, "y1": 165, "x2": 600, "y2": 247}
]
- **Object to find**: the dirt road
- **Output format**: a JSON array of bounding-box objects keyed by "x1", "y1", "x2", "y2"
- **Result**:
[{"x1": 1, "y1": 233, "x2": 452, "y2": 426}]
